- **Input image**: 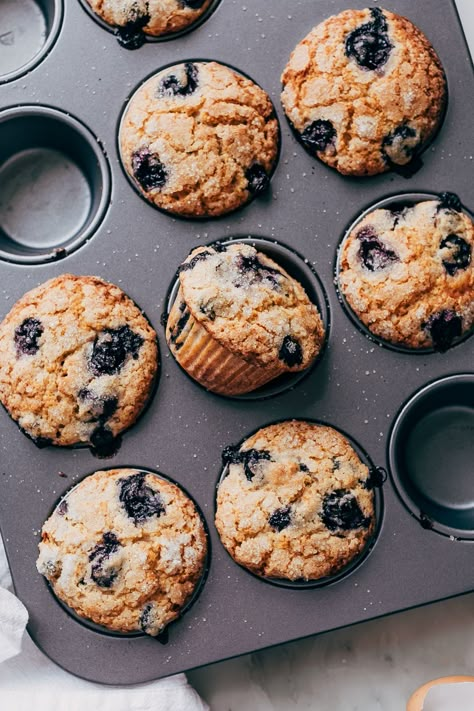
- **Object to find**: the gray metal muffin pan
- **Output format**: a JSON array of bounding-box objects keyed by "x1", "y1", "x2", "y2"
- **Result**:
[{"x1": 0, "y1": 0, "x2": 473, "y2": 685}]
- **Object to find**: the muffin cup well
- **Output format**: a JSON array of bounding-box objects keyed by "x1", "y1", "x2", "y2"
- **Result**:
[
  {"x1": 389, "y1": 374, "x2": 474, "y2": 539},
  {"x1": 164, "y1": 237, "x2": 330, "y2": 400},
  {"x1": 335, "y1": 191, "x2": 474, "y2": 354},
  {"x1": 40, "y1": 467, "x2": 210, "y2": 639},
  {"x1": 0, "y1": 106, "x2": 110, "y2": 264},
  {"x1": 0, "y1": 0, "x2": 63, "y2": 84},
  {"x1": 215, "y1": 419, "x2": 385, "y2": 589}
]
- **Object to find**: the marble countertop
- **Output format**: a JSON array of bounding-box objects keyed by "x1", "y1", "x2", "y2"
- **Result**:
[{"x1": 188, "y1": 3, "x2": 474, "y2": 708}]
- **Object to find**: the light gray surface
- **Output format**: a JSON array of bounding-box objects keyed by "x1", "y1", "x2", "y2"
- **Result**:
[{"x1": 0, "y1": 0, "x2": 472, "y2": 698}]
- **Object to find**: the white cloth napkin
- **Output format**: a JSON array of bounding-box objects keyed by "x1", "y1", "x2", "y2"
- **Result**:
[{"x1": 0, "y1": 536, "x2": 208, "y2": 710}]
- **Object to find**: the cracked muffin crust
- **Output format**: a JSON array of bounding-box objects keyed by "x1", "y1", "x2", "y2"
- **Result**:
[
  {"x1": 166, "y1": 242, "x2": 325, "y2": 395},
  {"x1": 119, "y1": 61, "x2": 280, "y2": 217},
  {"x1": 281, "y1": 8, "x2": 447, "y2": 176},
  {"x1": 37, "y1": 468, "x2": 207, "y2": 635},
  {"x1": 338, "y1": 194, "x2": 474, "y2": 351},
  {"x1": 0, "y1": 275, "x2": 158, "y2": 453},
  {"x1": 86, "y1": 0, "x2": 213, "y2": 48},
  {"x1": 215, "y1": 421, "x2": 375, "y2": 581}
]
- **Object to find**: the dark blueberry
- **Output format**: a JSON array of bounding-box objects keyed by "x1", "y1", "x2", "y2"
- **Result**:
[
  {"x1": 14, "y1": 317, "x2": 43, "y2": 357},
  {"x1": 222, "y1": 445, "x2": 271, "y2": 481},
  {"x1": 140, "y1": 603, "x2": 155, "y2": 634},
  {"x1": 278, "y1": 335, "x2": 303, "y2": 367},
  {"x1": 320, "y1": 489, "x2": 371, "y2": 532},
  {"x1": 425, "y1": 310, "x2": 462, "y2": 352},
  {"x1": 345, "y1": 8, "x2": 392, "y2": 71},
  {"x1": 131, "y1": 148, "x2": 168, "y2": 192},
  {"x1": 89, "y1": 532, "x2": 121, "y2": 588},
  {"x1": 382, "y1": 124, "x2": 420, "y2": 168},
  {"x1": 181, "y1": 0, "x2": 207, "y2": 7},
  {"x1": 178, "y1": 250, "x2": 213, "y2": 273},
  {"x1": 245, "y1": 164, "x2": 270, "y2": 197},
  {"x1": 438, "y1": 192, "x2": 462, "y2": 212},
  {"x1": 157, "y1": 62, "x2": 199, "y2": 97},
  {"x1": 300, "y1": 119, "x2": 336, "y2": 153},
  {"x1": 213, "y1": 241, "x2": 228, "y2": 253},
  {"x1": 119, "y1": 472, "x2": 165, "y2": 524},
  {"x1": 89, "y1": 325, "x2": 143, "y2": 377},
  {"x1": 440, "y1": 234, "x2": 471, "y2": 276},
  {"x1": 299, "y1": 463, "x2": 309, "y2": 472},
  {"x1": 89, "y1": 425, "x2": 121, "y2": 459},
  {"x1": 357, "y1": 225, "x2": 399, "y2": 271},
  {"x1": 33, "y1": 436, "x2": 53, "y2": 449},
  {"x1": 199, "y1": 302, "x2": 216, "y2": 320},
  {"x1": 169, "y1": 304, "x2": 190, "y2": 349},
  {"x1": 234, "y1": 253, "x2": 282, "y2": 289},
  {"x1": 268, "y1": 505, "x2": 292, "y2": 532},
  {"x1": 78, "y1": 389, "x2": 118, "y2": 422},
  {"x1": 332, "y1": 457, "x2": 341, "y2": 471},
  {"x1": 57, "y1": 499, "x2": 68, "y2": 516},
  {"x1": 114, "y1": 6, "x2": 150, "y2": 50},
  {"x1": 363, "y1": 466, "x2": 387, "y2": 490}
]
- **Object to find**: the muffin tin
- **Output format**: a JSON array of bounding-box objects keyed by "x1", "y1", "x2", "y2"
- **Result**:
[{"x1": 0, "y1": 0, "x2": 473, "y2": 685}]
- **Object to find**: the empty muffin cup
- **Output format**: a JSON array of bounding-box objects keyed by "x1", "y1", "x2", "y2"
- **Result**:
[
  {"x1": 389, "y1": 374, "x2": 474, "y2": 539},
  {"x1": 0, "y1": 106, "x2": 110, "y2": 264},
  {"x1": 0, "y1": 0, "x2": 63, "y2": 84},
  {"x1": 165, "y1": 237, "x2": 329, "y2": 399}
]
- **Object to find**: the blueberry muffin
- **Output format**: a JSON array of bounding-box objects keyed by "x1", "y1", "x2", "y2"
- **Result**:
[
  {"x1": 0, "y1": 275, "x2": 158, "y2": 454},
  {"x1": 338, "y1": 193, "x2": 474, "y2": 351},
  {"x1": 215, "y1": 421, "x2": 376, "y2": 581},
  {"x1": 281, "y1": 8, "x2": 447, "y2": 176},
  {"x1": 119, "y1": 61, "x2": 280, "y2": 217},
  {"x1": 37, "y1": 468, "x2": 207, "y2": 635},
  {"x1": 166, "y1": 242, "x2": 325, "y2": 395},
  {"x1": 86, "y1": 0, "x2": 213, "y2": 48}
]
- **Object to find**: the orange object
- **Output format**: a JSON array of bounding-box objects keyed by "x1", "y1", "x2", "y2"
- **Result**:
[{"x1": 407, "y1": 676, "x2": 474, "y2": 710}]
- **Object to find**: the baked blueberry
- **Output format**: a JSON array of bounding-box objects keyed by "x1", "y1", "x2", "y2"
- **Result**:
[
  {"x1": 382, "y1": 124, "x2": 420, "y2": 167},
  {"x1": 300, "y1": 119, "x2": 336, "y2": 153},
  {"x1": 222, "y1": 445, "x2": 271, "y2": 481},
  {"x1": 114, "y1": 7, "x2": 150, "y2": 50},
  {"x1": 57, "y1": 499, "x2": 68, "y2": 516},
  {"x1": 119, "y1": 472, "x2": 165, "y2": 524},
  {"x1": 425, "y1": 310, "x2": 463, "y2": 352},
  {"x1": 179, "y1": 251, "x2": 213, "y2": 273},
  {"x1": 278, "y1": 335, "x2": 303, "y2": 367},
  {"x1": 234, "y1": 253, "x2": 282, "y2": 289},
  {"x1": 345, "y1": 8, "x2": 392, "y2": 71},
  {"x1": 268, "y1": 505, "x2": 292, "y2": 532},
  {"x1": 158, "y1": 62, "x2": 199, "y2": 97},
  {"x1": 357, "y1": 226, "x2": 399, "y2": 271},
  {"x1": 89, "y1": 325, "x2": 143, "y2": 377},
  {"x1": 131, "y1": 148, "x2": 168, "y2": 192},
  {"x1": 78, "y1": 389, "x2": 118, "y2": 421},
  {"x1": 14, "y1": 317, "x2": 43, "y2": 357},
  {"x1": 438, "y1": 192, "x2": 462, "y2": 212},
  {"x1": 245, "y1": 163, "x2": 270, "y2": 196},
  {"x1": 320, "y1": 489, "x2": 370, "y2": 531},
  {"x1": 440, "y1": 234, "x2": 471, "y2": 276},
  {"x1": 89, "y1": 532, "x2": 121, "y2": 588}
]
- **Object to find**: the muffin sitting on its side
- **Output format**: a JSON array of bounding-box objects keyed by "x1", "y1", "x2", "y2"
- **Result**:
[
  {"x1": 215, "y1": 420, "x2": 376, "y2": 581},
  {"x1": 166, "y1": 242, "x2": 325, "y2": 395},
  {"x1": 37, "y1": 468, "x2": 208, "y2": 636}
]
